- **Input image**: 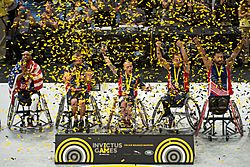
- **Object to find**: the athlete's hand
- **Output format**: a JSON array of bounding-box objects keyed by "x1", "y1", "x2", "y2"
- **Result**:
[
  {"x1": 176, "y1": 40, "x2": 184, "y2": 47},
  {"x1": 103, "y1": 55, "x2": 112, "y2": 65},
  {"x1": 193, "y1": 37, "x2": 199, "y2": 44},
  {"x1": 100, "y1": 47, "x2": 107, "y2": 54},
  {"x1": 155, "y1": 41, "x2": 162, "y2": 48}
]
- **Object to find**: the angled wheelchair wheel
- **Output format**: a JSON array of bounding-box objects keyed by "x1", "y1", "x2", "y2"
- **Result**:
[
  {"x1": 7, "y1": 95, "x2": 18, "y2": 128},
  {"x1": 185, "y1": 97, "x2": 200, "y2": 130},
  {"x1": 136, "y1": 99, "x2": 149, "y2": 129},
  {"x1": 55, "y1": 95, "x2": 66, "y2": 129},
  {"x1": 230, "y1": 101, "x2": 243, "y2": 136},
  {"x1": 152, "y1": 98, "x2": 164, "y2": 126},
  {"x1": 90, "y1": 95, "x2": 102, "y2": 127},
  {"x1": 106, "y1": 98, "x2": 118, "y2": 131},
  {"x1": 7, "y1": 103, "x2": 15, "y2": 128},
  {"x1": 40, "y1": 95, "x2": 53, "y2": 125}
]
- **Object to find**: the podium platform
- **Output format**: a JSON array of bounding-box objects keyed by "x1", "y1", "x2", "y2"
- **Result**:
[{"x1": 55, "y1": 133, "x2": 194, "y2": 164}]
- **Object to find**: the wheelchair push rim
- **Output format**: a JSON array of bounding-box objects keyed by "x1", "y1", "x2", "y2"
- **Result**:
[{"x1": 185, "y1": 97, "x2": 200, "y2": 130}]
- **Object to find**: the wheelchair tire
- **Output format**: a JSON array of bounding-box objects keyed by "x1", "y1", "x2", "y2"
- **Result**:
[
  {"x1": 55, "y1": 96, "x2": 66, "y2": 129},
  {"x1": 40, "y1": 96, "x2": 53, "y2": 124},
  {"x1": 90, "y1": 95, "x2": 102, "y2": 127},
  {"x1": 7, "y1": 104, "x2": 14, "y2": 128},
  {"x1": 137, "y1": 99, "x2": 149, "y2": 129},
  {"x1": 7, "y1": 96, "x2": 17, "y2": 128},
  {"x1": 231, "y1": 101, "x2": 243, "y2": 136},
  {"x1": 152, "y1": 98, "x2": 163, "y2": 125},
  {"x1": 185, "y1": 97, "x2": 200, "y2": 130}
]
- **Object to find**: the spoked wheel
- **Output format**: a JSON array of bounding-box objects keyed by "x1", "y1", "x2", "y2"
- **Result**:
[
  {"x1": 40, "y1": 95, "x2": 53, "y2": 125},
  {"x1": 7, "y1": 96, "x2": 17, "y2": 128},
  {"x1": 7, "y1": 104, "x2": 14, "y2": 128},
  {"x1": 230, "y1": 101, "x2": 243, "y2": 136},
  {"x1": 136, "y1": 99, "x2": 149, "y2": 129},
  {"x1": 106, "y1": 98, "x2": 118, "y2": 131},
  {"x1": 185, "y1": 97, "x2": 200, "y2": 130},
  {"x1": 90, "y1": 95, "x2": 102, "y2": 127},
  {"x1": 55, "y1": 96, "x2": 65, "y2": 129},
  {"x1": 152, "y1": 98, "x2": 164, "y2": 127},
  {"x1": 195, "y1": 100, "x2": 208, "y2": 136}
]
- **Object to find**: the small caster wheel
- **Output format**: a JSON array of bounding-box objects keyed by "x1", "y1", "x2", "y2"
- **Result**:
[
  {"x1": 159, "y1": 128, "x2": 162, "y2": 133},
  {"x1": 39, "y1": 127, "x2": 43, "y2": 132},
  {"x1": 208, "y1": 136, "x2": 212, "y2": 141},
  {"x1": 99, "y1": 123, "x2": 102, "y2": 127}
]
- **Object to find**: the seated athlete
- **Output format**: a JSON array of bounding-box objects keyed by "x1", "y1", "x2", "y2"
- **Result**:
[
  {"x1": 63, "y1": 51, "x2": 94, "y2": 129},
  {"x1": 102, "y1": 48, "x2": 150, "y2": 128},
  {"x1": 8, "y1": 50, "x2": 43, "y2": 127},
  {"x1": 155, "y1": 40, "x2": 190, "y2": 128}
]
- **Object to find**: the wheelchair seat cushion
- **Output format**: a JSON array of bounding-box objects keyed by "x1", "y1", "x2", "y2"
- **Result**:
[
  {"x1": 17, "y1": 90, "x2": 33, "y2": 106},
  {"x1": 162, "y1": 92, "x2": 186, "y2": 108},
  {"x1": 209, "y1": 96, "x2": 230, "y2": 114}
]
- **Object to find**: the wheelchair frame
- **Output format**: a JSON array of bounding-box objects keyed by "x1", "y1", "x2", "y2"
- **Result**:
[
  {"x1": 55, "y1": 93, "x2": 102, "y2": 133},
  {"x1": 7, "y1": 93, "x2": 53, "y2": 132},
  {"x1": 106, "y1": 97, "x2": 149, "y2": 134},
  {"x1": 195, "y1": 96, "x2": 243, "y2": 141},
  {"x1": 152, "y1": 94, "x2": 200, "y2": 133}
]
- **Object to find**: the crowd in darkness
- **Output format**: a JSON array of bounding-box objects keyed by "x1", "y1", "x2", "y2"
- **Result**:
[{"x1": 0, "y1": 0, "x2": 249, "y2": 70}]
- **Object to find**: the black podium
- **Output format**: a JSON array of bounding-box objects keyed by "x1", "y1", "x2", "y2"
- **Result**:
[{"x1": 55, "y1": 133, "x2": 194, "y2": 164}]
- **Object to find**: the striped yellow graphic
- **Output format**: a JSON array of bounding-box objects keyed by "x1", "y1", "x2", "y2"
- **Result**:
[
  {"x1": 154, "y1": 138, "x2": 193, "y2": 163},
  {"x1": 55, "y1": 137, "x2": 94, "y2": 163}
]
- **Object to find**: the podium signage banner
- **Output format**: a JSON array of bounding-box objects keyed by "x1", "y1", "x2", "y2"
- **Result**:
[{"x1": 55, "y1": 134, "x2": 194, "y2": 164}]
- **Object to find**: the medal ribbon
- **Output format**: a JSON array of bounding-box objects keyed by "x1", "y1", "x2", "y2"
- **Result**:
[
  {"x1": 125, "y1": 73, "x2": 132, "y2": 92},
  {"x1": 173, "y1": 65, "x2": 181, "y2": 87}
]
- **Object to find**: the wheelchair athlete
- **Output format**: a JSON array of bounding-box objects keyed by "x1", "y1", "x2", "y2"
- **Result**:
[
  {"x1": 63, "y1": 51, "x2": 94, "y2": 130},
  {"x1": 102, "y1": 48, "x2": 150, "y2": 128},
  {"x1": 8, "y1": 50, "x2": 43, "y2": 127},
  {"x1": 155, "y1": 40, "x2": 190, "y2": 128},
  {"x1": 193, "y1": 37, "x2": 246, "y2": 136}
]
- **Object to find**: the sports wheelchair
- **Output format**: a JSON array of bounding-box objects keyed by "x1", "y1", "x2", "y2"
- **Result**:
[
  {"x1": 106, "y1": 96, "x2": 149, "y2": 134},
  {"x1": 152, "y1": 93, "x2": 200, "y2": 133},
  {"x1": 55, "y1": 87, "x2": 102, "y2": 133},
  {"x1": 195, "y1": 96, "x2": 243, "y2": 141},
  {"x1": 7, "y1": 92, "x2": 53, "y2": 132}
]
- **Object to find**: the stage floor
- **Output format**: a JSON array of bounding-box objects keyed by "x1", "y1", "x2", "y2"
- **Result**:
[{"x1": 0, "y1": 83, "x2": 250, "y2": 167}]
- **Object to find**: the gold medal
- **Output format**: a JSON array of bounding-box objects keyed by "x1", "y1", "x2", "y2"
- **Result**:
[
  {"x1": 173, "y1": 65, "x2": 181, "y2": 90},
  {"x1": 125, "y1": 74, "x2": 132, "y2": 95},
  {"x1": 218, "y1": 78, "x2": 222, "y2": 89},
  {"x1": 215, "y1": 65, "x2": 223, "y2": 89},
  {"x1": 175, "y1": 82, "x2": 179, "y2": 89}
]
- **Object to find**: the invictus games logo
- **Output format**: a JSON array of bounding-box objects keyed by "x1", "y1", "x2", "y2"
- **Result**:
[
  {"x1": 145, "y1": 150, "x2": 154, "y2": 156},
  {"x1": 93, "y1": 143, "x2": 123, "y2": 155}
]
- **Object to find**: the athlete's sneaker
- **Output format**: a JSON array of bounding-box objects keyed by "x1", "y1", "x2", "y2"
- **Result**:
[
  {"x1": 126, "y1": 120, "x2": 133, "y2": 128},
  {"x1": 79, "y1": 120, "x2": 85, "y2": 129},
  {"x1": 27, "y1": 117, "x2": 34, "y2": 128},
  {"x1": 168, "y1": 114, "x2": 175, "y2": 128},
  {"x1": 73, "y1": 120, "x2": 78, "y2": 128}
]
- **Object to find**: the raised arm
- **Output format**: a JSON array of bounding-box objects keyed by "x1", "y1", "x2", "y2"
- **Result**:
[
  {"x1": 193, "y1": 37, "x2": 212, "y2": 71},
  {"x1": 101, "y1": 48, "x2": 117, "y2": 75},
  {"x1": 226, "y1": 38, "x2": 246, "y2": 68},
  {"x1": 63, "y1": 67, "x2": 71, "y2": 84},
  {"x1": 176, "y1": 40, "x2": 190, "y2": 73},
  {"x1": 155, "y1": 41, "x2": 170, "y2": 70}
]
